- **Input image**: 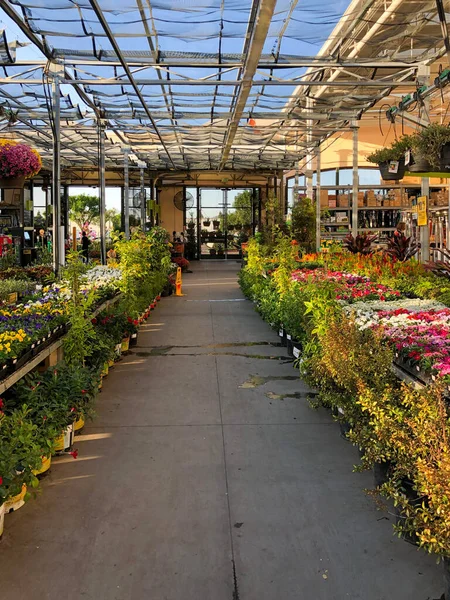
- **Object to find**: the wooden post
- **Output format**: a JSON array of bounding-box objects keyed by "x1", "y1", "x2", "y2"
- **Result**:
[{"x1": 72, "y1": 226, "x2": 77, "y2": 251}]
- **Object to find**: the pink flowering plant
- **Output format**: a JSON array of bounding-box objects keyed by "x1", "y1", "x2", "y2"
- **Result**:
[
  {"x1": 291, "y1": 269, "x2": 401, "y2": 303},
  {"x1": 0, "y1": 141, "x2": 41, "y2": 179}
]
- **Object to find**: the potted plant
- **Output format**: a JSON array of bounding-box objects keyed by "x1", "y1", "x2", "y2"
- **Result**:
[
  {"x1": 235, "y1": 223, "x2": 242, "y2": 231},
  {"x1": 407, "y1": 124, "x2": 450, "y2": 175},
  {"x1": 209, "y1": 247, "x2": 217, "y2": 257},
  {"x1": 213, "y1": 220, "x2": 220, "y2": 229},
  {"x1": 203, "y1": 220, "x2": 210, "y2": 227},
  {"x1": 0, "y1": 407, "x2": 42, "y2": 516},
  {"x1": 217, "y1": 244, "x2": 225, "y2": 258},
  {"x1": 367, "y1": 137, "x2": 411, "y2": 181},
  {"x1": 0, "y1": 140, "x2": 42, "y2": 189}
]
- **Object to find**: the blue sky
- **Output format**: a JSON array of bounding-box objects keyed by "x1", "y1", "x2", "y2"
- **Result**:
[{"x1": 0, "y1": 0, "x2": 351, "y2": 210}]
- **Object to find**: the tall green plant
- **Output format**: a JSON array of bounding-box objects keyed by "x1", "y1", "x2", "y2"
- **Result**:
[
  {"x1": 290, "y1": 197, "x2": 316, "y2": 253},
  {"x1": 62, "y1": 251, "x2": 97, "y2": 367}
]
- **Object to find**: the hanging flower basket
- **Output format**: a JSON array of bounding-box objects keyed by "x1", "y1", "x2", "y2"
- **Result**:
[
  {"x1": 0, "y1": 140, "x2": 41, "y2": 188},
  {"x1": 378, "y1": 159, "x2": 406, "y2": 181}
]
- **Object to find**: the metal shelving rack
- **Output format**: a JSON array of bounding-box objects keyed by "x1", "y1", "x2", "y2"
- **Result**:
[{"x1": 296, "y1": 183, "x2": 450, "y2": 248}]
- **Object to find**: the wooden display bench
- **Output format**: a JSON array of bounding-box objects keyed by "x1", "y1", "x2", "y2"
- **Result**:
[{"x1": 0, "y1": 294, "x2": 122, "y2": 395}]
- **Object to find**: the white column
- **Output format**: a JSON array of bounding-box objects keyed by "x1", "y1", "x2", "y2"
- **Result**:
[
  {"x1": 316, "y1": 147, "x2": 321, "y2": 252},
  {"x1": 51, "y1": 63, "x2": 63, "y2": 271},
  {"x1": 99, "y1": 121, "x2": 106, "y2": 265},
  {"x1": 352, "y1": 123, "x2": 359, "y2": 238},
  {"x1": 123, "y1": 148, "x2": 130, "y2": 239}
]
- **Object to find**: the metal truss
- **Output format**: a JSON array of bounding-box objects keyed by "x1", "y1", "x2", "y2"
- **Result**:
[{"x1": 0, "y1": 0, "x2": 449, "y2": 173}]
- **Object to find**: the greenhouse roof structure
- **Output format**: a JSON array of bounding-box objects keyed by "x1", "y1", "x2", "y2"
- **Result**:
[{"x1": 0, "y1": 0, "x2": 449, "y2": 173}]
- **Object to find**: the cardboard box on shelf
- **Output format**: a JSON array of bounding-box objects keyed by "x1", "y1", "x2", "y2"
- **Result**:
[
  {"x1": 338, "y1": 193, "x2": 349, "y2": 207},
  {"x1": 328, "y1": 198, "x2": 337, "y2": 208},
  {"x1": 320, "y1": 189, "x2": 328, "y2": 207},
  {"x1": 358, "y1": 191, "x2": 365, "y2": 207}
]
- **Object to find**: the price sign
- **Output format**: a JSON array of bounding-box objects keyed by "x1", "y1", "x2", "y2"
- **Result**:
[{"x1": 417, "y1": 195, "x2": 428, "y2": 227}]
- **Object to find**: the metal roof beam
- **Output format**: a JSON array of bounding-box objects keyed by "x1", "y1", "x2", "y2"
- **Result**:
[
  {"x1": 1, "y1": 58, "x2": 427, "y2": 69},
  {"x1": 87, "y1": 0, "x2": 175, "y2": 168},
  {"x1": 219, "y1": 0, "x2": 277, "y2": 169}
]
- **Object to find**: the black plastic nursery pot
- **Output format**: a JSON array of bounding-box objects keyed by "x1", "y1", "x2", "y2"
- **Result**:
[
  {"x1": 15, "y1": 349, "x2": 33, "y2": 370},
  {"x1": 395, "y1": 479, "x2": 422, "y2": 546},
  {"x1": 379, "y1": 159, "x2": 406, "y2": 181},
  {"x1": 130, "y1": 333, "x2": 138, "y2": 347},
  {"x1": 278, "y1": 328, "x2": 287, "y2": 347},
  {"x1": 406, "y1": 143, "x2": 450, "y2": 177},
  {"x1": 291, "y1": 340, "x2": 302, "y2": 359},
  {"x1": 373, "y1": 460, "x2": 392, "y2": 488},
  {"x1": 443, "y1": 557, "x2": 450, "y2": 600},
  {"x1": 286, "y1": 336, "x2": 293, "y2": 357}
]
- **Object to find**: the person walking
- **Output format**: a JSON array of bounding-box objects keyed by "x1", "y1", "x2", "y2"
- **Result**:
[{"x1": 81, "y1": 231, "x2": 90, "y2": 263}]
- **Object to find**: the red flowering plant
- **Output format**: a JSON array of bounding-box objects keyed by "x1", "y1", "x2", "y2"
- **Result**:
[
  {"x1": 0, "y1": 140, "x2": 41, "y2": 179},
  {"x1": 171, "y1": 256, "x2": 190, "y2": 271}
]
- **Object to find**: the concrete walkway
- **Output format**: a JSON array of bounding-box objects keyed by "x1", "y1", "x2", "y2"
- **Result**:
[{"x1": 0, "y1": 262, "x2": 442, "y2": 599}]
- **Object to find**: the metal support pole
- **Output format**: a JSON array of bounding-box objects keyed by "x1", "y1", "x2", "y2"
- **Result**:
[
  {"x1": 123, "y1": 149, "x2": 130, "y2": 239},
  {"x1": 51, "y1": 64, "x2": 63, "y2": 272},
  {"x1": 316, "y1": 148, "x2": 321, "y2": 252},
  {"x1": 421, "y1": 178, "x2": 430, "y2": 262},
  {"x1": 306, "y1": 97, "x2": 314, "y2": 201},
  {"x1": 62, "y1": 184, "x2": 69, "y2": 242},
  {"x1": 352, "y1": 123, "x2": 359, "y2": 238},
  {"x1": 140, "y1": 165, "x2": 146, "y2": 231},
  {"x1": 418, "y1": 64, "x2": 430, "y2": 262},
  {"x1": 98, "y1": 121, "x2": 106, "y2": 265},
  {"x1": 196, "y1": 186, "x2": 201, "y2": 259}
]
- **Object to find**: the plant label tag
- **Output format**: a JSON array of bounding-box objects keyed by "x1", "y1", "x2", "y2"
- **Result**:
[
  {"x1": 404, "y1": 150, "x2": 411, "y2": 166},
  {"x1": 293, "y1": 347, "x2": 300, "y2": 358},
  {"x1": 286, "y1": 334, "x2": 292, "y2": 340},
  {"x1": 279, "y1": 329, "x2": 284, "y2": 337},
  {"x1": 388, "y1": 160, "x2": 399, "y2": 174}
]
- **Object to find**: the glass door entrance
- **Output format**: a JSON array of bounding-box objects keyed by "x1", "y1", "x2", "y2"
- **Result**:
[{"x1": 194, "y1": 188, "x2": 256, "y2": 259}]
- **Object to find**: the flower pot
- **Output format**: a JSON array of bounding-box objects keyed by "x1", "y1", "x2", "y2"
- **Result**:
[
  {"x1": 74, "y1": 416, "x2": 85, "y2": 432},
  {"x1": 0, "y1": 503, "x2": 5, "y2": 539},
  {"x1": 443, "y1": 557, "x2": 450, "y2": 600},
  {"x1": 407, "y1": 144, "x2": 450, "y2": 176},
  {"x1": 373, "y1": 460, "x2": 391, "y2": 488},
  {"x1": 15, "y1": 348, "x2": 33, "y2": 370},
  {"x1": 115, "y1": 343, "x2": 122, "y2": 359},
  {"x1": 378, "y1": 159, "x2": 406, "y2": 181},
  {"x1": 4, "y1": 484, "x2": 27, "y2": 513},
  {"x1": 54, "y1": 424, "x2": 74, "y2": 452},
  {"x1": 291, "y1": 340, "x2": 302, "y2": 359},
  {"x1": 278, "y1": 328, "x2": 287, "y2": 347},
  {"x1": 0, "y1": 176, "x2": 26, "y2": 189},
  {"x1": 32, "y1": 455, "x2": 51, "y2": 477},
  {"x1": 130, "y1": 332, "x2": 138, "y2": 347},
  {"x1": 286, "y1": 333, "x2": 293, "y2": 357},
  {"x1": 394, "y1": 478, "x2": 422, "y2": 546},
  {"x1": 121, "y1": 336, "x2": 130, "y2": 353},
  {"x1": 156, "y1": 295, "x2": 161, "y2": 301},
  {"x1": 101, "y1": 362, "x2": 109, "y2": 378}
]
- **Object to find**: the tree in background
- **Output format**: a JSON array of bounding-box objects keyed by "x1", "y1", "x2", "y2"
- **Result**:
[
  {"x1": 290, "y1": 197, "x2": 316, "y2": 253},
  {"x1": 105, "y1": 208, "x2": 118, "y2": 232},
  {"x1": 69, "y1": 194, "x2": 100, "y2": 231},
  {"x1": 219, "y1": 190, "x2": 253, "y2": 230}
]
